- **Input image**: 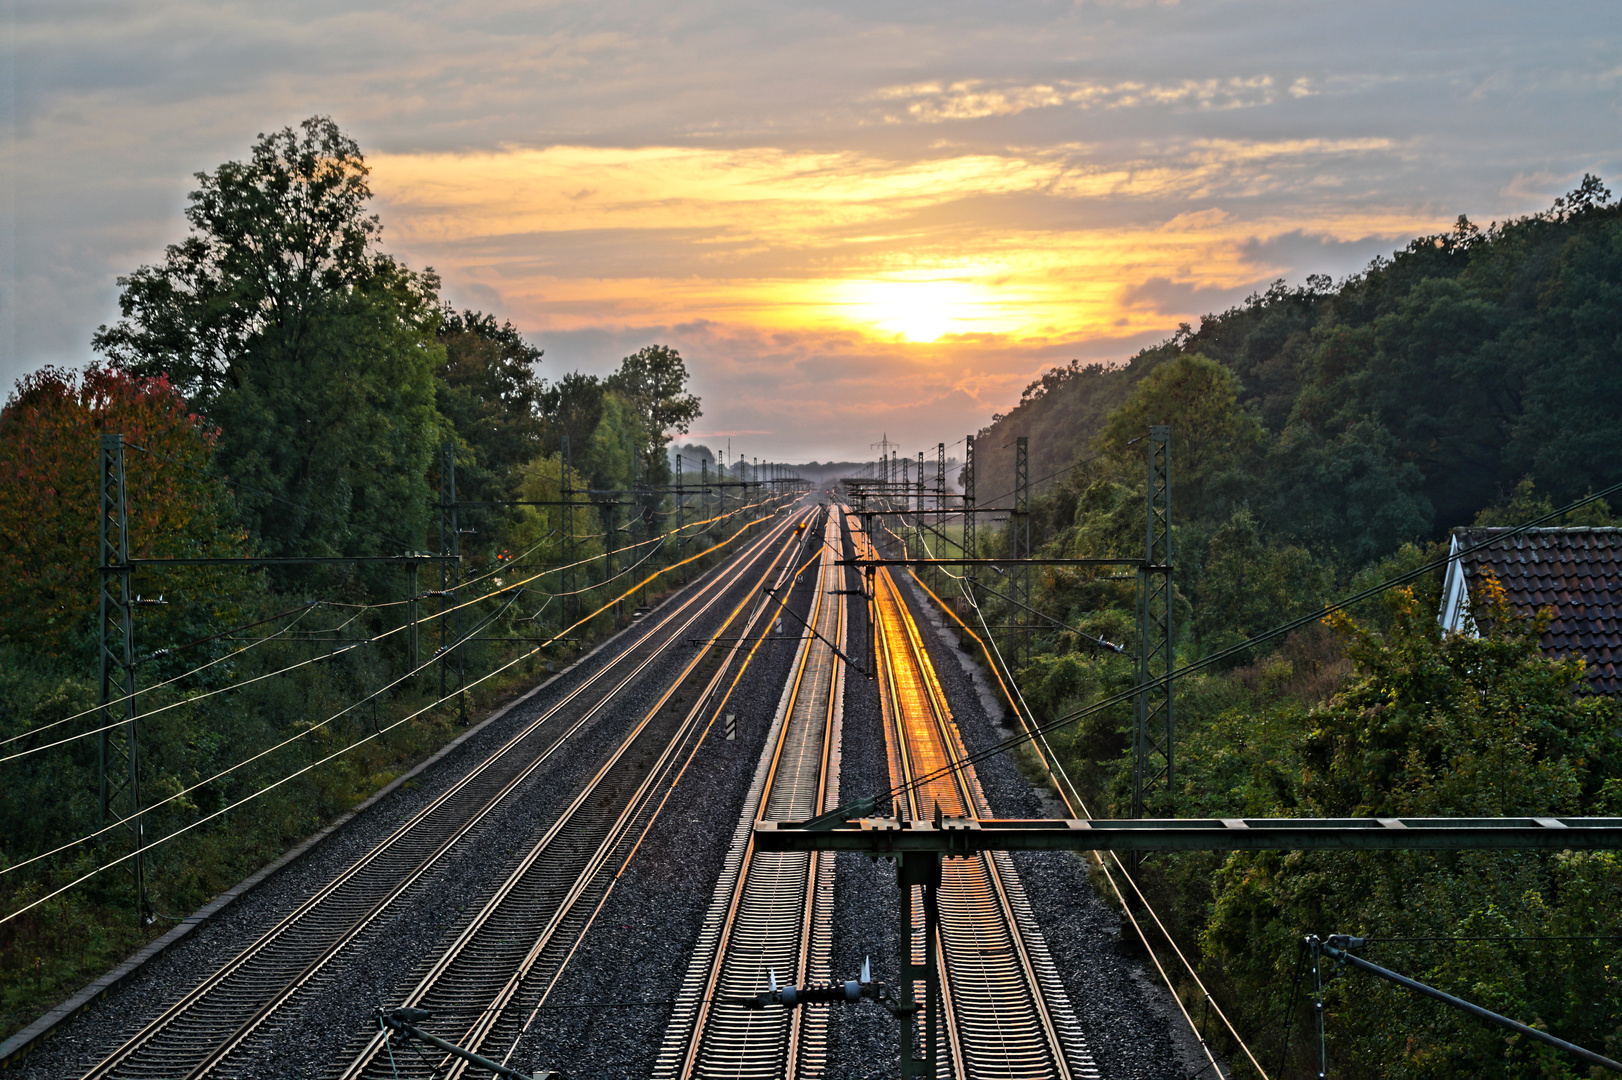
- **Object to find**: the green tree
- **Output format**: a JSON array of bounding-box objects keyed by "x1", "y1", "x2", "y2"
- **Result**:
[
  {"x1": 1260, "y1": 419, "x2": 1433, "y2": 568},
  {"x1": 1095, "y1": 352, "x2": 1263, "y2": 521},
  {"x1": 1193, "y1": 584, "x2": 1622, "y2": 1077},
  {"x1": 436, "y1": 310, "x2": 547, "y2": 564},
  {"x1": 605, "y1": 344, "x2": 702, "y2": 488},
  {"x1": 437, "y1": 309, "x2": 545, "y2": 484},
  {"x1": 1193, "y1": 508, "x2": 1332, "y2": 656},
  {"x1": 541, "y1": 372, "x2": 606, "y2": 471},
  {"x1": 92, "y1": 116, "x2": 445, "y2": 561}
]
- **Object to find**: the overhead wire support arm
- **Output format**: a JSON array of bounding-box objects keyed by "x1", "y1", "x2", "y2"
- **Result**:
[
  {"x1": 961, "y1": 580, "x2": 1125, "y2": 654},
  {"x1": 376, "y1": 1008, "x2": 557, "y2": 1080},
  {"x1": 837, "y1": 557, "x2": 1146, "y2": 567},
  {"x1": 757, "y1": 573, "x2": 872, "y2": 678},
  {"x1": 754, "y1": 815, "x2": 1622, "y2": 854},
  {"x1": 125, "y1": 555, "x2": 460, "y2": 567},
  {"x1": 1310, "y1": 936, "x2": 1622, "y2": 1075}
]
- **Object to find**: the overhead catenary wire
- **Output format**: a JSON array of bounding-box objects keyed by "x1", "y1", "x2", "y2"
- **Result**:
[
  {"x1": 848, "y1": 465, "x2": 1622, "y2": 1074},
  {"x1": 0, "y1": 605, "x2": 377, "y2": 765},
  {"x1": 0, "y1": 505, "x2": 789, "y2": 902},
  {"x1": 891, "y1": 515, "x2": 1258, "y2": 1077},
  {"x1": 4, "y1": 493, "x2": 785, "y2": 760},
  {"x1": 853, "y1": 501, "x2": 1220, "y2": 1075},
  {"x1": 0, "y1": 603, "x2": 322, "y2": 752},
  {"x1": 951, "y1": 585, "x2": 1257, "y2": 1078},
  {"x1": 885, "y1": 477, "x2": 1622, "y2": 809},
  {"x1": 6, "y1": 528, "x2": 585, "y2": 751},
  {"x1": 501, "y1": 509, "x2": 821, "y2": 1062}
]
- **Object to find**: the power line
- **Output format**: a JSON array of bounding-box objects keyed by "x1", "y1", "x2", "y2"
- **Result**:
[
  {"x1": 859, "y1": 497, "x2": 1257, "y2": 1075},
  {"x1": 901, "y1": 561, "x2": 1263, "y2": 1077},
  {"x1": 4, "y1": 494, "x2": 784, "y2": 760},
  {"x1": 887, "y1": 477, "x2": 1622, "y2": 835},
  {"x1": 0, "y1": 505, "x2": 789, "y2": 894},
  {"x1": 0, "y1": 604, "x2": 323, "y2": 755}
]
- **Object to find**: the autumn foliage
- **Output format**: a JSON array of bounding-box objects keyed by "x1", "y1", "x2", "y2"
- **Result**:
[{"x1": 0, "y1": 366, "x2": 244, "y2": 660}]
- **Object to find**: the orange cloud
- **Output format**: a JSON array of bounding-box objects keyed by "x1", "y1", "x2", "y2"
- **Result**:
[{"x1": 370, "y1": 141, "x2": 1433, "y2": 355}]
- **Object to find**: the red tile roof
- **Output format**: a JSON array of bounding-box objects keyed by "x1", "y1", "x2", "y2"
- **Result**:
[{"x1": 1450, "y1": 527, "x2": 1622, "y2": 694}]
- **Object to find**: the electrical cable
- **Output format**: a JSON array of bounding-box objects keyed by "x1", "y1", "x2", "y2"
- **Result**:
[
  {"x1": 0, "y1": 606, "x2": 381, "y2": 765},
  {"x1": 860, "y1": 499, "x2": 1252, "y2": 1072},
  {"x1": 1365, "y1": 935, "x2": 1622, "y2": 943},
  {"x1": 884, "y1": 477, "x2": 1622, "y2": 809},
  {"x1": 0, "y1": 604, "x2": 327, "y2": 762},
  {"x1": 500, "y1": 512, "x2": 820, "y2": 1061},
  {"x1": 0, "y1": 508, "x2": 784, "y2": 901},
  {"x1": 896, "y1": 532, "x2": 1261, "y2": 1077},
  {"x1": 853, "y1": 474, "x2": 1622, "y2": 1073},
  {"x1": 7, "y1": 497, "x2": 780, "y2": 758},
  {"x1": 972, "y1": 452, "x2": 1104, "y2": 511},
  {"x1": 956, "y1": 576, "x2": 1124, "y2": 654}
]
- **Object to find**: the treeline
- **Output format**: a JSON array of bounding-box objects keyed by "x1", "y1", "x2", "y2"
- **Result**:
[
  {"x1": 0, "y1": 118, "x2": 767, "y2": 1039},
  {"x1": 955, "y1": 179, "x2": 1622, "y2": 1076}
]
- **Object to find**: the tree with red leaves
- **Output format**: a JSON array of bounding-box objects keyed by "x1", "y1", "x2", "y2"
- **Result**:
[{"x1": 0, "y1": 366, "x2": 249, "y2": 662}]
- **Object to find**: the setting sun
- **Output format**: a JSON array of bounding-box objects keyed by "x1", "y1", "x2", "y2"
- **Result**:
[{"x1": 839, "y1": 278, "x2": 981, "y2": 341}]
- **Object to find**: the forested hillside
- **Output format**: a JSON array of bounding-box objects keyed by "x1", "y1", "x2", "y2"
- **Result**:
[
  {"x1": 975, "y1": 174, "x2": 1622, "y2": 571},
  {"x1": 944, "y1": 178, "x2": 1622, "y2": 1076}
]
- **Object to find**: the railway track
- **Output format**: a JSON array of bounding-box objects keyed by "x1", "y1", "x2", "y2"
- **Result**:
[
  {"x1": 859, "y1": 508, "x2": 1098, "y2": 1080},
  {"x1": 325, "y1": 505, "x2": 821, "y2": 1080},
  {"x1": 79, "y1": 504, "x2": 810, "y2": 1080},
  {"x1": 653, "y1": 506, "x2": 847, "y2": 1079}
]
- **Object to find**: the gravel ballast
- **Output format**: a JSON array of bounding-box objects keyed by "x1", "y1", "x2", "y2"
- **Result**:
[
  {"x1": 11, "y1": 507, "x2": 1212, "y2": 1079},
  {"x1": 895, "y1": 570, "x2": 1220, "y2": 1079},
  {"x1": 6, "y1": 518, "x2": 805, "y2": 1080}
]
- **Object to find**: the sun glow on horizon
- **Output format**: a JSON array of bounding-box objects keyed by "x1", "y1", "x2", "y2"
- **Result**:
[
  {"x1": 835, "y1": 278, "x2": 989, "y2": 342},
  {"x1": 367, "y1": 143, "x2": 1437, "y2": 351}
]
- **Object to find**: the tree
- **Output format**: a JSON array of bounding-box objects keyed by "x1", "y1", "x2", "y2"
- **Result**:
[
  {"x1": 1194, "y1": 583, "x2": 1622, "y2": 1077},
  {"x1": 436, "y1": 309, "x2": 546, "y2": 485},
  {"x1": 1193, "y1": 508, "x2": 1332, "y2": 656},
  {"x1": 92, "y1": 116, "x2": 445, "y2": 561},
  {"x1": 1260, "y1": 419, "x2": 1433, "y2": 568},
  {"x1": 436, "y1": 310, "x2": 547, "y2": 564},
  {"x1": 605, "y1": 345, "x2": 702, "y2": 486},
  {"x1": 540, "y1": 373, "x2": 606, "y2": 477},
  {"x1": 1095, "y1": 352, "x2": 1263, "y2": 521},
  {"x1": 0, "y1": 366, "x2": 249, "y2": 663}
]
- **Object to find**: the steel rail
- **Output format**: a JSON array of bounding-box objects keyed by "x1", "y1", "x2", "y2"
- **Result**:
[
  {"x1": 79, "y1": 509, "x2": 804, "y2": 1080},
  {"x1": 480, "y1": 512, "x2": 835, "y2": 1074},
  {"x1": 329, "y1": 509, "x2": 819, "y2": 1080},
  {"x1": 865, "y1": 509, "x2": 1095, "y2": 1080},
  {"x1": 658, "y1": 507, "x2": 847, "y2": 1079}
]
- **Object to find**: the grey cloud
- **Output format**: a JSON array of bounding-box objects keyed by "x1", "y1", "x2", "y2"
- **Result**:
[
  {"x1": 6, "y1": 0, "x2": 1622, "y2": 457},
  {"x1": 1239, "y1": 229, "x2": 1410, "y2": 283},
  {"x1": 1120, "y1": 276, "x2": 1262, "y2": 319}
]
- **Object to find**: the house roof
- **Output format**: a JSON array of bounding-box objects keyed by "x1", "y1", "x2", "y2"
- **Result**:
[{"x1": 1441, "y1": 527, "x2": 1622, "y2": 694}]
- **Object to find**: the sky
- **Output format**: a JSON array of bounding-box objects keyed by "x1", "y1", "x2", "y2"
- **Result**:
[{"x1": 2, "y1": 1, "x2": 1618, "y2": 462}]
